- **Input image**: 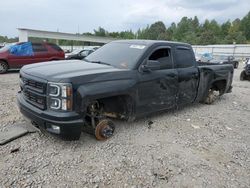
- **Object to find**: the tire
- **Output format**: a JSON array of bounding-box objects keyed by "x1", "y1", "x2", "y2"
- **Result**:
[
  {"x1": 95, "y1": 119, "x2": 115, "y2": 141},
  {"x1": 0, "y1": 61, "x2": 8, "y2": 74},
  {"x1": 240, "y1": 71, "x2": 246, "y2": 81},
  {"x1": 202, "y1": 89, "x2": 218, "y2": 105}
]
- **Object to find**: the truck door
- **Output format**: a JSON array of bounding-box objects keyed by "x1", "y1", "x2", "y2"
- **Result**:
[
  {"x1": 137, "y1": 47, "x2": 178, "y2": 114},
  {"x1": 174, "y1": 46, "x2": 199, "y2": 106}
]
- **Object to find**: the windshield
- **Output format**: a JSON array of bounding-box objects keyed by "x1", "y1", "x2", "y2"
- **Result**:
[
  {"x1": 71, "y1": 49, "x2": 83, "y2": 54},
  {"x1": 84, "y1": 42, "x2": 147, "y2": 69},
  {"x1": 81, "y1": 50, "x2": 91, "y2": 56}
]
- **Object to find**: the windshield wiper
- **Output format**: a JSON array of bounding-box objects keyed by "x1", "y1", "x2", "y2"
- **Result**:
[{"x1": 84, "y1": 59, "x2": 111, "y2": 66}]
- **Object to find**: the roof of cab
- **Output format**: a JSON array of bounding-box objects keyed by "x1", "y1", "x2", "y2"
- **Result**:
[{"x1": 112, "y1": 39, "x2": 190, "y2": 47}]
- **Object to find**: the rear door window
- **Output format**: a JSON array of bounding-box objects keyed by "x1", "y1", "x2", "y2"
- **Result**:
[
  {"x1": 32, "y1": 43, "x2": 48, "y2": 52},
  {"x1": 175, "y1": 47, "x2": 195, "y2": 68},
  {"x1": 49, "y1": 43, "x2": 63, "y2": 52}
]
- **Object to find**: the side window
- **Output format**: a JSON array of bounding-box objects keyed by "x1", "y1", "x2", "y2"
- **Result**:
[
  {"x1": 175, "y1": 47, "x2": 195, "y2": 68},
  {"x1": 80, "y1": 50, "x2": 89, "y2": 56},
  {"x1": 88, "y1": 50, "x2": 94, "y2": 55},
  {"x1": 32, "y1": 43, "x2": 48, "y2": 52},
  {"x1": 49, "y1": 43, "x2": 63, "y2": 52},
  {"x1": 149, "y1": 48, "x2": 172, "y2": 69}
]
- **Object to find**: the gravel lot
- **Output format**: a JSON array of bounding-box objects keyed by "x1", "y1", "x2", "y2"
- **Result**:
[{"x1": 0, "y1": 66, "x2": 250, "y2": 188}]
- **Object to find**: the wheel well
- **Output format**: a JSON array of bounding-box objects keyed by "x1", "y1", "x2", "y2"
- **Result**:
[
  {"x1": 0, "y1": 59, "x2": 9, "y2": 68},
  {"x1": 241, "y1": 70, "x2": 246, "y2": 75},
  {"x1": 88, "y1": 95, "x2": 135, "y2": 121},
  {"x1": 211, "y1": 80, "x2": 227, "y2": 94}
]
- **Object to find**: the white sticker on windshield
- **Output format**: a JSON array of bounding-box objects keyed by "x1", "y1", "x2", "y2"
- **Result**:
[{"x1": 130, "y1": 45, "x2": 145, "y2": 49}]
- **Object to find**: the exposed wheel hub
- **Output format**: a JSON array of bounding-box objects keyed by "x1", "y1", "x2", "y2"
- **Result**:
[
  {"x1": 95, "y1": 119, "x2": 115, "y2": 140},
  {"x1": 102, "y1": 126, "x2": 114, "y2": 138}
]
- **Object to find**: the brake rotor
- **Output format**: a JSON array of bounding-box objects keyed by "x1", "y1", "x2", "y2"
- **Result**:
[{"x1": 95, "y1": 119, "x2": 115, "y2": 141}]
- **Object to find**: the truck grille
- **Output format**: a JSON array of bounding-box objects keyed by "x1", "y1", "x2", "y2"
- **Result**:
[{"x1": 20, "y1": 75, "x2": 47, "y2": 110}]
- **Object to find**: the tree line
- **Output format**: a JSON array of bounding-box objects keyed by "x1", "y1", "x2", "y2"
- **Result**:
[
  {"x1": 1, "y1": 11, "x2": 250, "y2": 45},
  {"x1": 89, "y1": 11, "x2": 250, "y2": 45}
]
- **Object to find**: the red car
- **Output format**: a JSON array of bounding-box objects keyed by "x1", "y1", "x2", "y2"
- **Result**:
[{"x1": 0, "y1": 42, "x2": 65, "y2": 73}]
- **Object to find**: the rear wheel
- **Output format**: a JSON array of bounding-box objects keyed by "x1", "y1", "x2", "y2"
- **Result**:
[
  {"x1": 0, "y1": 61, "x2": 8, "y2": 74},
  {"x1": 240, "y1": 71, "x2": 246, "y2": 81}
]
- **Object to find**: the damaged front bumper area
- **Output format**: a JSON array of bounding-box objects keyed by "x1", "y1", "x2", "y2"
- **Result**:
[{"x1": 17, "y1": 92, "x2": 84, "y2": 140}]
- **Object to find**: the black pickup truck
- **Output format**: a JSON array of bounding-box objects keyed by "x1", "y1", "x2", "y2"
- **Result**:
[{"x1": 17, "y1": 40, "x2": 234, "y2": 140}]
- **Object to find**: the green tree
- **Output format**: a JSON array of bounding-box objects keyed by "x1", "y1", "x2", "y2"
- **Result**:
[
  {"x1": 240, "y1": 11, "x2": 250, "y2": 41},
  {"x1": 226, "y1": 19, "x2": 246, "y2": 44},
  {"x1": 108, "y1": 32, "x2": 120, "y2": 38},
  {"x1": 221, "y1": 20, "x2": 231, "y2": 37},
  {"x1": 119, "y1": 30, "x2": 135, "y2": 39},
  {"x1": 136, "y1": 25, "x2": 150, "y2": 39},
  {"x1": 147, "y1": 21, "x2": 167, "y2": 40},
  {"x1": 166, "y1": 22, "x2": 177, "y2": 41},
  {"x1": 173, "y1": 17, "x2": 201, "y2": 44},
  {"x1": 198, "y1": 19, "x2": 222, "y2": 44},
  {"x1": 94, "y1": 27, "x2": 107, "y2": 37}
]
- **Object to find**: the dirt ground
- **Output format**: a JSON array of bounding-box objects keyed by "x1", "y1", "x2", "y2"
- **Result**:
[{"x1": 0, "y1": 65, "x2": 249, "y2": 188}]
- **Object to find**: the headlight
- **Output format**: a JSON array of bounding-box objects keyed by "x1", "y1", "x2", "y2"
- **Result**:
[
  {"x1": 49, "y1": 84, "x2": 60, "y2": 97},
  {"x1": 49, "y1": 98, "x2": 61, "y2": 110},
  {"x1": 47, "y1": 82, "x2": 73, "y2": 111}
]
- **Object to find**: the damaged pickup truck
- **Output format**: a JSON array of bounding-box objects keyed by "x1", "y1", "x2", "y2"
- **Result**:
[{"x1": 17, "y1": 40, "x2": 234, "y2": 140}]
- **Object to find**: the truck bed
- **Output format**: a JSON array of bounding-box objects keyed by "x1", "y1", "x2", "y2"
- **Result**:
[{"x1": 195, "y1": 63, "x2": 234, "y2": 103}]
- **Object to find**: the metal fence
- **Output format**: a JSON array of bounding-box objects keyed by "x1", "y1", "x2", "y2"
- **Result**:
[{"x1": 192, "y1": 44, "x2": 250, "y2": 59}]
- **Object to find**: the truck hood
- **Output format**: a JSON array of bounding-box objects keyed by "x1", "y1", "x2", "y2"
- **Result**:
[{"x1": 21, "y1": 60, "x2": 125, "y2": 82}]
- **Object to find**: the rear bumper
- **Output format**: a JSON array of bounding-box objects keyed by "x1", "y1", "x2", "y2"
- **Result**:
[{"x1": 17, "y1": 92, "x2": 84, "y2": 140}]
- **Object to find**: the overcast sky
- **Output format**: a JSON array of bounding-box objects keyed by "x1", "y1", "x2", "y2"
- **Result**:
[{"x1": 0, "y1": 0, "x2": 249, "y2": 37}]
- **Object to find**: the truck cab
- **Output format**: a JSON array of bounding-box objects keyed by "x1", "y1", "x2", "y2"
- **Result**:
[{"x1": 17, "y1": 40, "x2": 234, "y2": 140}]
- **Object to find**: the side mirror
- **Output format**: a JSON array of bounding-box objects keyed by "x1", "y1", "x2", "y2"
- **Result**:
[{"x1": 141, "y1": 60, "x2": 161, "y2": 72}]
